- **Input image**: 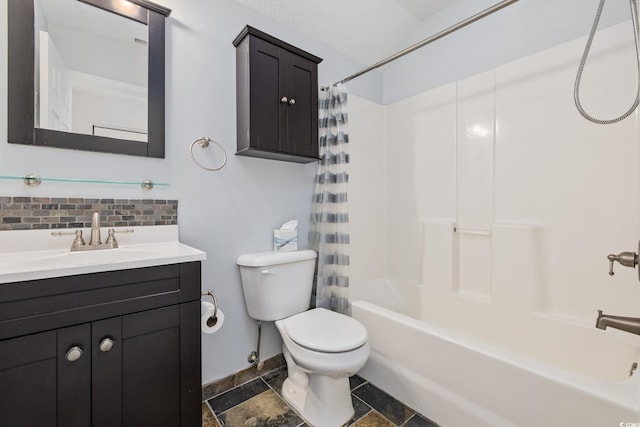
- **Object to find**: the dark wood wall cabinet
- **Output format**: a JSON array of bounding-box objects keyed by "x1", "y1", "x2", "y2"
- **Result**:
[
  {"x1": 233, "y1": 26, "x2": 323, "y2": 163},
  {"x1": 0, "y1": 262, "x2": 202, "y2": 427}
]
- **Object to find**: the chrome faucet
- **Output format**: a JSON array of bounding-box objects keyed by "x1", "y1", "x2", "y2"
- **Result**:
[
  {"x1": 89, "y1": 211, "x2": 102, "y2": 246},
  {"x1": 596, "y1": 310, "x2": 640, "y2": 336},
  {"x1": 51, "y1": 211, "x2": 134, "y2": 251},
  {"x1": 598, "y1": 242, "x2": 640, "y2": 337},
  {"x1": 607, "y1": 242, "x2": 640, "y2": 278}
]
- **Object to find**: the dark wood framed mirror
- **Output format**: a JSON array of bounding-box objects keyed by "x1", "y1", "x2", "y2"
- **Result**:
[{"x1": 7, "y1": 0, "x2": 171, "y2": 158}]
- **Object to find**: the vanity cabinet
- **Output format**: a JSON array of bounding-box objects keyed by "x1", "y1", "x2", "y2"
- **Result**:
[
  {"x1": 233, "y1": 25, "x2": 322, "y2": 163},
  {"x1": 0, "y1": 262, "x2": 201, "y2": 427}
]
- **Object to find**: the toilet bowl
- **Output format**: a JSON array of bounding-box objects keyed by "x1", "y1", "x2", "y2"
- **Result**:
[
  {"x1": 236, "y1": 250, "x2": 370, "y2": 427},
  {"x1": 275, "y1": 308, "x2": 369, "y2": 427}
]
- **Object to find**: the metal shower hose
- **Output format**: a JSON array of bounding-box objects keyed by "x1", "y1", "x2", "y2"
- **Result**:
[{"x1": 574, "y1": 0, "x2": 640, "y2": 124}]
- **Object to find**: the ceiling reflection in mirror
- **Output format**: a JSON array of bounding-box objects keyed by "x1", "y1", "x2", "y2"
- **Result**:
[{"x1": 34, "y1": 0, "x2": 148, "y2": 142}]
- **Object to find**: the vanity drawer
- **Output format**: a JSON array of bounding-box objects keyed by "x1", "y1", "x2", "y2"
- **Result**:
[{"x1": 0, "y1": 261, "x2": 201, "y2": 340}]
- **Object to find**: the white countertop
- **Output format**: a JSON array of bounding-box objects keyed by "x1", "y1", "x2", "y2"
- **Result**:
[{"x1": 0, "y1": 225, "x2": 206, "y2": 284}]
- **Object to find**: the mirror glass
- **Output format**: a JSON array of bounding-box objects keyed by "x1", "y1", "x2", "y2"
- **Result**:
[
  {"x1": 34, "y1": 0, "x2": 148, "y2": 142},
  {"x1": 9, "y1": 0, "x2": 168, "y2": 157}
]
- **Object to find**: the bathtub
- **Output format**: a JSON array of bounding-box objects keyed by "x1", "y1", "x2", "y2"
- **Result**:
[{"x1": 351, "y1": 283, "x2": 640, "y2": 427}]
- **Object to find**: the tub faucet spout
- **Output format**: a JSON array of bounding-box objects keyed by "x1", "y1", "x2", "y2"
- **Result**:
[{"x1": 596, "y1": 310, "x2": 640, "y2": 336}]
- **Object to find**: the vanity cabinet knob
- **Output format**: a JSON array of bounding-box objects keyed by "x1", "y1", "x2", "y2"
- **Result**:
[
  {"x1": 288, "y1": 98, "x2": 296, "y2": 105},
  {"x1": 99, "y1": 338, "x2": 115, "y2": 353},
  {"x1": 280, "y1": 96, "x2": 288, "y2": 104},
  {"x1": 65, "y1": 346, "x2": 83, "y2": 362}
]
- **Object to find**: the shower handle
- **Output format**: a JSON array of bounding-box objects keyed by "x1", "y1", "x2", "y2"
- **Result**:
[{"x1": 607, "y1": 241, "x2": 640, "y2": 279}]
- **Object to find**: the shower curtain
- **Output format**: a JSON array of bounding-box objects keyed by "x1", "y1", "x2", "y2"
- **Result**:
[{"x1": 309, "y1": 84, "x2": 351, "y2": 315}]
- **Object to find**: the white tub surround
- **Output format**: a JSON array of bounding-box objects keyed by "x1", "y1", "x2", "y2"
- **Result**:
[
  {"x1": 419, "y1": 219, "x2": 456, "y2": 292},
  {"x1": 418, "y1": 220, "x2": 548, "y2": 308},
  {"x1": 350, "y1": 19, "x2": 640, "y2": 319},
  {"x1": 0, "y1": 225, "x2": 206, "y2": 284},
  {"x1": 345, "y1": 18, "x2": 640, "y2": 426}
]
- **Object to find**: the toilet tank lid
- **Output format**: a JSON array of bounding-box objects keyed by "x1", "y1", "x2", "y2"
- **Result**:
[{"x1": 236, "y1": 250, "x2": 317, "y2": 267}]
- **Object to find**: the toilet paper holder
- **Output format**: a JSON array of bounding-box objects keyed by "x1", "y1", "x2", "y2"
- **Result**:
[{"x1": 201, "y1": 290, "x2": 219, "y2": 325}]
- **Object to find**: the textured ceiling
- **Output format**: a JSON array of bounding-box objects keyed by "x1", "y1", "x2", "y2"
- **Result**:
[
  {"x1": 394, "y1": 0, "x2": 459, "y2": 20},
  {"x1": 233, "y1": 0, "x2": 459, "y2": 65}
]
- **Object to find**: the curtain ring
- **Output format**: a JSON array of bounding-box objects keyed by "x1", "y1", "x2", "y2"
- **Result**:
[{"x1": 189, "y1": 137, "x2": 227, "y2": 171}]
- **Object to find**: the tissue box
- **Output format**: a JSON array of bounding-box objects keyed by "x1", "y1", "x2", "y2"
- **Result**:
[{"x1": 274, "y1": 229, "x2": 298, "y2": 252}]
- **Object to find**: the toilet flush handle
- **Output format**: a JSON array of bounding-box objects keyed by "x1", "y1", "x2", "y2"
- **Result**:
[{"x1": 260, "y1": 268, "x2": 276, "y2": 275}]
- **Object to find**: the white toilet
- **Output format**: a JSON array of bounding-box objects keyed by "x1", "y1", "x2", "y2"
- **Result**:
[{"x1": 236, "y1": 250, "x2": 369, "y2": 427}]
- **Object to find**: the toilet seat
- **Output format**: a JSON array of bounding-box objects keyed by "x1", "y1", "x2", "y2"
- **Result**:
[{"x1": 281, "y1": 308, "x2": 368, "y2": 353}]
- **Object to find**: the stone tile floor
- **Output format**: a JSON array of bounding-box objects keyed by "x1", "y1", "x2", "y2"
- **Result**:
[{"x1": 202, "y1": 366, "x2": 439, "y2": 427}]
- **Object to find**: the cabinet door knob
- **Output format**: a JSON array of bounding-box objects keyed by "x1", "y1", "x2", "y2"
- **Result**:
[
  {"x1": 65, "y1": 346, "x2": 83, "y2": 362},
  {"x1": 288, "y1": 98, "x2": 296, "y2": 105},
  {"x1": 99, "y1": 338, "x2": 115, "y2": 353},
  {"x1": 280, "y1": 96, "x2": 288, "y2": 103}
]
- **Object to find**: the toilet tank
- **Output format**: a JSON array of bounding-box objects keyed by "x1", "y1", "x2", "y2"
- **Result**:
[{"x1": 236, "y1": 250, "x2": 317, "y2": 321}]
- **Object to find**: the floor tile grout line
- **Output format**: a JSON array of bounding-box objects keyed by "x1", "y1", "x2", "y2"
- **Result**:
[
  {"x1": 207, "y1": 379, "x2": 267, "y2": 418},
  {"x1": 352, "y1": 380, "x2": 432, "y2": 425},
  {"x1": 400, "y1": 412, "x2": 419, "y2": 427},
  {"x1": 349, "y1": 379, "x2": 369, "y2": 393},
  {"x1": 205, "y1": 370, "x2": 361, "y2": 402},
  {"x1": 206, "y1": 367, "x2": 303, "y2": 424},
  {"x1": 398, "y1": 414, "x2": 412, "y2": 427},
  {"x1": 347, "y1": 407, "x2": 373, "y2": 425},
  {"x1": 261, "y1": 371, "x2": 372, "y2": 427},
  {"x1": 203, "y1": 400, "x2": 223, "y2": 427},
  {"x1": 351, "y1": 393, "x2": 371, "y2": 410},
  {"x1": 258, "y1": 371, "x2": 293, "y2": 404},
  {"x1": 259, "y1": 375, "x2": 278, "y2": 395},
  {"x1": 367, "y1": 408, "x2": 401, "y2": 426},
  {"x1": 213, "y1": 387, "x2": 276, "y2": 421},
  {"x1": 204, "y1": 365, "x2": 286, "y2": 401},
  {"x1": 402, "y1": 412, "x2": 440, "y2": 427},
  {"x1": 258, "y1": 375, "x2": 310, "y2": 425},
  {"x1": 205, "y1": 372, "x2": 427, "y2": 427}
]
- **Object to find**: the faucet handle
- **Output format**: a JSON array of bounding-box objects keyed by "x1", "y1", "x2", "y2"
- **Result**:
[
  {"x1": 104, "y1": 228, "x2": 135, "y2": 248},
  {"x1": 113, "y1": 228, "x2": 134, "y2": 235},
  {"x1": 52, "y1": 229, "x2": 86, "y2": 248},
  {"x1": 105, "y1": 229, "x2": 118, "y2": 248},
  {"x1": 607, "y1": 242, "x2": 640, "y2": 277},
  {"x1": 70, "y1": 230, "x2": 86, "y2": 248}
]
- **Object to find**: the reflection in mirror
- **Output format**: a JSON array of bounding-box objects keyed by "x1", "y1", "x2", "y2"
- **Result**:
[
  {"x1": 8, "y1": 0, "x2": 170, "y2": 157},
  {"x1": 35, "y1": 0, "x2": 148, "y2": 142}
]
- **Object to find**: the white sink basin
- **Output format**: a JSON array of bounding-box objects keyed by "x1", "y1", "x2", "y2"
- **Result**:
[{"x1": 0, "y1": 226, "x2": 206, "y2": 284}]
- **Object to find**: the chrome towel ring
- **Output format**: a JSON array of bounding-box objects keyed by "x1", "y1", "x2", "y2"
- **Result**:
[{"x1": 189, "y1": 137, "x2": 227, "y2": 171}]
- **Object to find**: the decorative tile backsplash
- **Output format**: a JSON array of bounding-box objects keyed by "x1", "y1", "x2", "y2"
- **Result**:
[{"x1": 0, "y1": 196, "x2": 178, "y2": 230}]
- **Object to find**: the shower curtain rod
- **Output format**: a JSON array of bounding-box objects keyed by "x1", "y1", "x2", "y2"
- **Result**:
[{"x1": 335, "y1": 0, "x2": 520, "y2": 86}]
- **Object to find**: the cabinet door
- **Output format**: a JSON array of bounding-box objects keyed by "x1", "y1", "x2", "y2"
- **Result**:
[
  {"x1": 0, "y1": 331, "x2": 58, "y2": 426},
  {"x1": 250, "y1": 37, "x2": 286, "y2": 153},
  {"x1": 1, "y1": 325, "x2": 93, "y2": 427},
  {"x1": 119, "y1": 304, "x2": 200, "y2": 427},
  {"x1": 92, "y1": 316, "x2": 123, "y2": 427},
  {"x1": 58, "y1": 324, "x2": 92, "y2": 426},
  {"x1": 286, "y1": 53, "x2": 319, "y2": 158}
]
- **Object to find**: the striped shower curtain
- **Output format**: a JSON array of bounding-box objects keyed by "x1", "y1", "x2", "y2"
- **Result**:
[{"x1": 309, "y1": 84, "x2": 351, "y2": 315}]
